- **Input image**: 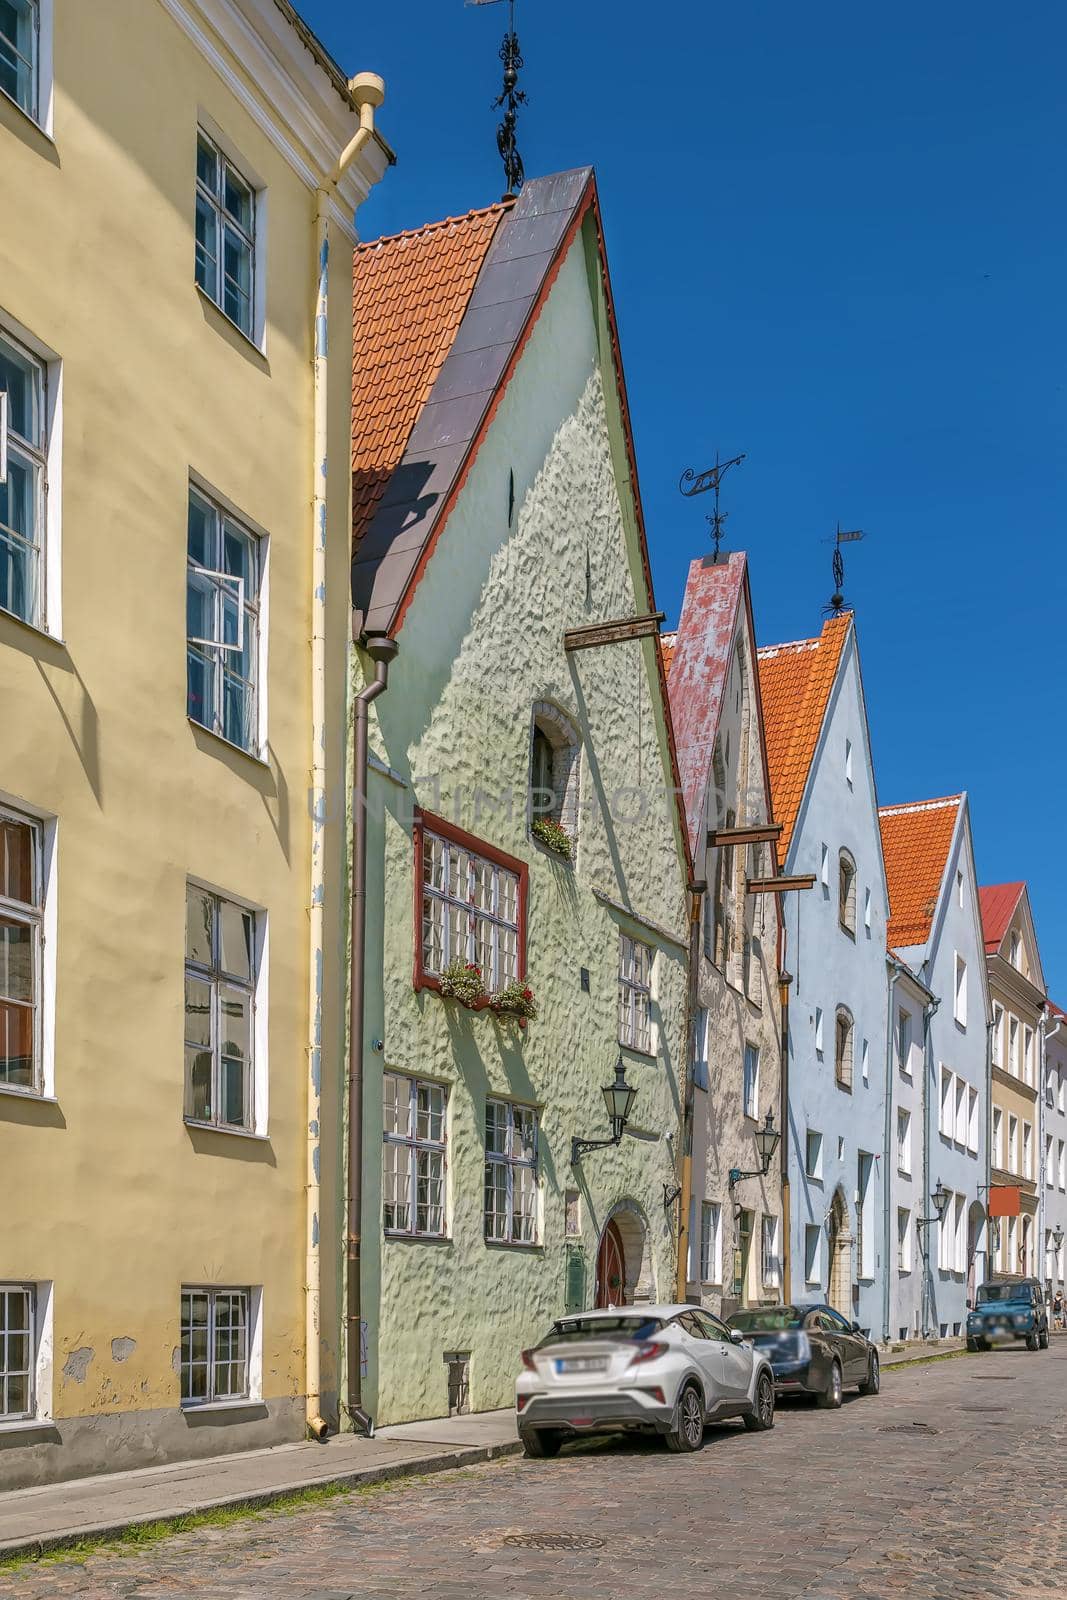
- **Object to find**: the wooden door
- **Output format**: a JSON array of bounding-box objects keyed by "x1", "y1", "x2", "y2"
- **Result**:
[{"x1": 596, "y1": 1219, "x2": 626, "y2": 1307}]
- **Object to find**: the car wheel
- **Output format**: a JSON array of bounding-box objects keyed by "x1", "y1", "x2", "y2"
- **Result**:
[
  {"x1": 1039, "y1": 1329, "x2": 1050, "y2": 1350},
  {"x1": 742, "y1": 1370, "x2": 775, "y2": 1432},
  {"x1": 858, "y1": 1350, "x2": 880, "y2": 1396},
  {"x1": 967, "y1": 1337, "x2": 981, "y2": 1352},
  {"x1": 665, "y1": 1382, "x2": 705, "y2": 1452},
  {"x1": 1026, "y1": 1332, "x2": 1040, "y2": 1352},
  {"x1": 816, "y1": 1360, "x2": 843, "y2": 1409},
  {"x1": 520, "y1": 1428, "x2": 562, "y2": 1458}
]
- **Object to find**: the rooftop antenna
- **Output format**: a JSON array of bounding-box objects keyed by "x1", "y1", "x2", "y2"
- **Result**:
[
  {"x1": 679, "y1": 451, "x2": 746, "y2": 563},
  {"x1": 823, "y1": 523, "x2": 866, "y2": 615},
  {"x1": 467, "y1": 0, "x2": 527, "y2": 198}
]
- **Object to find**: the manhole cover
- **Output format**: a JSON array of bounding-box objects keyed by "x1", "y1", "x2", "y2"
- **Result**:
[
  {"x1": 959, "y1": 1404, "x2": 1008, "y2": 1412},
  {"x1": 970, "y1": 1374, "x2": 1016, "y2": 1380},
  {"x1": 503, "y1": 1533, "x2": 606, "y2": 1552},
  {"x1": 879, "y1": 1422, "x2": 938, "y2": 1435}
]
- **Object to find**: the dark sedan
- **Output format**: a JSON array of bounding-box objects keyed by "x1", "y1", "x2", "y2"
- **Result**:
[{"x1": 727, "y1": 1304, "x2": 880, "y2": 1408}]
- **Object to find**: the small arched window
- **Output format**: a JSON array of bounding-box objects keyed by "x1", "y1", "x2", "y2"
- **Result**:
[
  {"x1": 529, "y1": 703, "x2": 580, "y2": 857},
  {"x1": 838, "y1": 850, "x2": 857, "y2": 935},
  {"x1": 835, "y1": 1006, "x2": 854, "y2": 1091}
]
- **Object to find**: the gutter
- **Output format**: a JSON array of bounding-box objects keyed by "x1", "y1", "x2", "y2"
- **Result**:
[
  {"x1": 345, "y1": 634, "x2": 397, "y2": 1432},
  {"x1": 305, "y1": 73, "x2": 386, "y2": 1444}
]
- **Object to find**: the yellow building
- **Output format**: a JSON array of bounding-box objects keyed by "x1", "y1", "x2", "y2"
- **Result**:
[
  {"x1": 0, "y1": 0, "x2": 389, "y2": 1487},
  {"x1": 980, "y1": 883, "x2": 1046, "y2": 1277}
]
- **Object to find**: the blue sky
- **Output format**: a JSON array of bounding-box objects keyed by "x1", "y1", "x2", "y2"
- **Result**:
[{"x1": 304, "y1": 0, "x2": 1066, "y2": 995}]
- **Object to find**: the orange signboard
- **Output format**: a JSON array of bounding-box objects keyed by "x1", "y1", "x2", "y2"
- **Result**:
[{"x1": 988, "y1": 1185, "x2": 1021, "y2": 1218}]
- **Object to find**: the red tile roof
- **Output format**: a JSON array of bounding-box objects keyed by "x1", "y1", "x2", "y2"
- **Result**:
[
  {"x1": 878, "y1": 796, "x2": 961, "y2": 949},
  {"x1": 352, "y1": 202, "x2": 511, "y2": 552},
  {"x1": 978, "y1": 882, "x2": 1026, "y2": 955},
  {"x1": 756, "y1": 615, "x2": 851, "y2": 861}
]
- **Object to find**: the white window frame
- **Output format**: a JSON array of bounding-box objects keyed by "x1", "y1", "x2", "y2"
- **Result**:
[
  {"x1": 954, "y1": 1077, "x2": 967, "y2": 1146},
  {"x1": 761, "y1": 1215, "x2": 781, "y2": 1289},
  {"x1": 815, "y1": 1006, "x2": 824, "y2": 1056},
  {"x1": 484, "y1": 1098, "x2": 539, "y2": 1245},
  {"x1": 699, "y1": 1200, "x2": 722, "y2": 1285},
  {"x1": 820, "y1": 843, "x2": 829, "y2": 888},
  {"x1": 953, "y1": 953, "x2": 967, "y2": 1027},
  {"x1": 897, "y1": 1107, "x2": 912, "y2": 1176},
  {"x1": 0, "y1": 799, "x2": 56, "y2": 1100},
  {"x1": 838, "y1": 849, "x2": 857, "y2": 935},
  {"x1": 1008, "y1": 1114, "x2": 1019, "y2": 1176},
  {"x1": 897, "y1": 1008, "x2": 913, "y2": 1076},
  {"x1": 0, "y1": 0, "x2": 53, "y2": 134},
  {"x1": 742, "y1": 1041, "x2": 760, "y2": 1120},
  {"x1": 805, "y1": 1128, "x2": 823, "y2": 1181},
  {"x1": 184, "y1": 880, "x2": 267, "y2": 1136},
  {"x1": 992, "y1": 1107, "x2": 1002, "y2": 1170},
  {"x1": 1023, "y1": 1121, "x2": 1033, "y2": 1181},
  {"x1": 861, "y1": 1036, "x2": 869, "y2": 1086},
  {"x1": 179, "y1": 1285, "x2": 261, "y2": 1409},
  {"x1": 382, "y1": 1072, "x2": 448, "y2": 1238},
  {"x1": 991, "y1": 1004, "x2": 1003, "y2": 1067},
  {"x1": 1024, "y1": 1027, "x2": 1035, "y2": 1087},
  {"x1": 844, "y1": 738, "x2": 853, "y2": 787},
  {"x1": 0, "y1": 315, "x2": 62, "y2": 638},
  {"x1": 1046, "y1": 1132, "x2": 1054, "y2": 1189},
  {"x1": 939, "y1": 1066, "x2": 954, "y2": 1139},
  {"x1": 618, "y1": 933, "x2": 653, "y2": 1055},
  {"x1": 1009, "y1": 1016, "x2": 1020, "y2": 1077},
  {"x1": 186, "y1": 480, "x2": 267, "y2": 759},
  {"x1": 194, "y1": 122, "x2": 266, "y2": 349}
]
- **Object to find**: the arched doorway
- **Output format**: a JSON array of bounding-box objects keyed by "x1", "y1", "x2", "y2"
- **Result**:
[
  {"x1": 827, "y1": 1189, "x2": 852, "y2": 1317},
  {"x1": 595, "y1": 1220, "x2": 626, "y2": 1307}
]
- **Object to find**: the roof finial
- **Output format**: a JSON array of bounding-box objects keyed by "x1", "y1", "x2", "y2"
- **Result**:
[
  {"x1": 679, "y1": 451, "x2": 746, "y2": 563},
  {"x1": 823, "y1": 523, "x2": 866, "y2": 615},
  {"x1": 467, "y1": 0, "x2": 527, "y2": 198}
]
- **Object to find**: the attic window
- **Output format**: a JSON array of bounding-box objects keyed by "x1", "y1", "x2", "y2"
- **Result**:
[
  {"x1": 1009, "y1": 931, "x2": 1022, "y2": 970},
  {"x1": 838, "y1": 850, "x2": 857, "y2": 936},
  {"x1": 529, "y1": 703, "x2": 580, "y2": 853},
  {"x1": 845, "y1": 739, "x2": 853, "y2": 788},
  {"x1": 835, "y1": 1007, "x2": 854, "y2": 1091}
]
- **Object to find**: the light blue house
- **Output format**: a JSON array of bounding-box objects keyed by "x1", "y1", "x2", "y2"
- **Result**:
[
  {"x1": 879, "y1": 795, "x2": 990, "y2": 1343},
  {"x1": 757, "y1": 615, "x2": 889, "y2": 1335}
]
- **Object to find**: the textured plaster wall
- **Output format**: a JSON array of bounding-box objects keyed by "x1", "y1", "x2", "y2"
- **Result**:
[
  {"x1": 688, "y1": 609, "x2": 783, "y2": 1315},
  {"x1": 0, "y1": 0, "x2": 356, "y2": 1484},
  {"x1": 359, "y1": 229, "x2": 689, "y2": 1425},
  {"x1": 783, "y1": 636, "x2": 890, "y2": 1334}
]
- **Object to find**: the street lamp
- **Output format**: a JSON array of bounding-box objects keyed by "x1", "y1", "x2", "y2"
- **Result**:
[
  {"x1": 571, "y1": 1058, "x2": 638, "y2": 1165},
  {"x1": 1054, "y1": 1226, "x2": 1065, "y2": 1253},
  {"x1": 728, "y1": 1110, "x2": 781, "y2": 1189},
  {"x1": 918, "y1": 1179, "x2": 951, "y2": 1229}
]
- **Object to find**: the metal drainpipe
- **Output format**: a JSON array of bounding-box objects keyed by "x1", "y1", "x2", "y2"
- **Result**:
[
  {"x1": 305, "y1": 72, "x2": 386, "y2": 1444},
  {"x1": 881, "y1": 962, "x2": 899, "y2": 1344},
  {"x1": 920, "y1": 994, "x2": 940, "y2": 1337},
  {"x1": 345, "y1": 636, "x2": 397, "y2": 1432}
]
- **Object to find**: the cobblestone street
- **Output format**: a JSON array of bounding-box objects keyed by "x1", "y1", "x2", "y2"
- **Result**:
[{"x1": 2, "y1": 1344, "x2": 1064, "y2": 1599}]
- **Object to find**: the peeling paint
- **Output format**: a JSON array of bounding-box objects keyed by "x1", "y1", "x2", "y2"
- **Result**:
[
  {"x1": 171, "y1": 1346, "x2": 182, "y2": 1377},
  {"x1": 309, "y1": 1119, "x2": 319, "y2": 1137},
  {"x1": 311, "y1": 1211, "x2": 319, "y2": 1247},
  {"x1": 62, "y1": 1346, "x2": 94, "y2": 1383},
  {"x1": 312, "y1": 1143, "x2": 320, "y2": 1183},
  {"x1": 111, "y1": 1337, "x2": 137, "y2": 1363}
]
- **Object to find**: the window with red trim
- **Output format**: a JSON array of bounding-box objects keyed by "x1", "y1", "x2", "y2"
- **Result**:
[{"x1": 414, "y1": 812, "x2": 527, "y2": 992}]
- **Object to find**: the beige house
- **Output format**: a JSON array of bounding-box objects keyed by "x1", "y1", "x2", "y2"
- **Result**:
[
  {"x1": 662, "y1": 553, "x2": 784, "y2": 1315},
  {"x1": 0, "y1": 0, "x2": 389, "y2": 1487},
  {"x1": 980, "y1": 883, "x2": 1046, "y2": 1278}
]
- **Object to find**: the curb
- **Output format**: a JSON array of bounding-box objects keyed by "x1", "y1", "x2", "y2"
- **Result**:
[{"x1": 0, "y1": 1438, "x2": 522, "y2": 1563}]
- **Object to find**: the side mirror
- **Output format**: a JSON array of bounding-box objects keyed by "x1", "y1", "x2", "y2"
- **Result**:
[
  {"x1": 730, "y1": 1329, "x2": 746, "y2": 1345},
  {"x1": 966, "y1": 1299, "x2": 973, "y2": 1310},
  {"x1": 850, "y1": 1321, "x2": 861, "y2": 1334}
]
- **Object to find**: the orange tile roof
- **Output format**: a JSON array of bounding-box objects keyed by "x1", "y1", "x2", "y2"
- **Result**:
[
  {"x1": 659, "y1": 631, "x2": 677, "y2": 679},
  {"x1": 352, "y1": 202, "x2": 511, "y2": 550},
  {"x1": 756, "y1": 615, "x2": 851, "y2": 860},
  {"x1": 878, "y1": 796, "x2": 962, "y2": 949}
]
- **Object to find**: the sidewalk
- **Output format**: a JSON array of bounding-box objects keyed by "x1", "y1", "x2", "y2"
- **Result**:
[
  {"x1": 0, "y1": 1410, "x2": 520, "y2": 1561},
  {"x1": 0, "y1": 1340, "x2": 968, "y2": 1562}
]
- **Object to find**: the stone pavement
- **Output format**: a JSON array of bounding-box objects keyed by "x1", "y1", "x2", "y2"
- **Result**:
[{"x1": 2, "y1": 1340, "x2": 1063, "y2": 1597}]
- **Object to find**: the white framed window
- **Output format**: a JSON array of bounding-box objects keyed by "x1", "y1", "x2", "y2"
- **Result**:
[
  {"x1": 0, "y1": 805, "x2": 44, "y2": 1095},
  {"x1": 838, "y1": 850, "x2": 857, "y2": 935},
  {"x1": 863, "y1": 885, "x2": 871, "y2": 931},
  {"x1": 743, "y1": 1042, "x2": 759, "y2": 1119},
  {"x1": 992, "y1": 1107, "x2": 1002, "y2": 1170},
  {"x1": 953, "y1": 954, "x2": 967, "y2": 1027},
  {"x1": 937, "y1": 1193, "x2": 953, "y2": 1271},
  {"x1": 1023, "y1": 1122, "x2": 1033, "y2": 1181},
  {"x1": 1009, "y1": 1016, "x2": 1020, "y2": 1076},
  {"x1": 187, "y1": 485, "x2": 264, "y2": 757},
  {"x1": 0, "y1": 326, "x2": 48, "y2": 632},
  {"x1": 618, "y1": 933, "x2": 653, "y2": 1055},
  {"x1": 484, "y1": 1098, "x2": 538, "y2": 1244},
  {"x1": 184, "y1": 882, "x2": 264, "y2": 1134},
  {"x1": 1059, "y1": 1073, "x2": 1066, "y2": 1116},
  {"x1": 804, "y1": 1224, "x2": 821, "y2": 1283},
  {"x1": 814, "y1": 1006, "x2": 824, "y2": 1055},
  {"x1": 844, "y1": 738, "x2": 853, "y2": 787},
  {"x1": 967, "y1": 1086, "x2": 979, "y2": 1155},
  {"x1": 856, "y1": 1152, "x2": 874, "y2": 1278},
  {"x1": 835, "y1": 1006, "x2": 854, "y2": 1091},
  {"x1": 1046, "y1": 1066, "x2": 1056, "y2": 1110},
  {"x1": 897, "y1": 1208, "x2": 912, "y2": 1272},
  {"x1": 0, "y1": 1283, "x2": 34, "y2": 1418},
  {"x1": 897, "y1": 1107, "x2": 911, "y2": 1175},
  {"x1": 1059, "y1": 1139, "x2": 1066, "y2": 1192},
  {"x1": 0, "y1": 0, "x2": 51, "y2": 129},
  {"x1": 761, "y1": 1215, "x2": 781, "y2": 1289},
  {"x1": 1008, "y1": 1114, "x2": 1019, "y2": 1175},
  {"x1": 180, "y1": 1286, "x2": 260, "y2": 1407},
  {"x1": 383, "y1": 1073, "x2": 447, "y2": 1237},
  {"x1": 956, "y1": 869, "x2": 964, "y2": 908},
  {"x1": 939, "y1": 1066, "x2": 954, "y2": 1138},
  {"x1": 991, "y1": 1004, "x2": 1003, "y2": 1067},
  {"x1": 699, "y1": 1200, "x2": 722, "y2": 1284},
  {"x1": 820, "y1": 843, "x2": 829, "y2": 888},
  {"x1": 1009, "y1": 930, "x2": 1022, "y2": 970},
  {"x1": 1046, "y1": 1133, "x2": 1054, "y2": 1189},
  {"x1": 1023, "y1": 1027, "x2": 1035, "y2": 1086},
  {"x1": 954, "y1": 1077, "x2": 967, "y2": 1146},
  {"x1": 897, "y1": 1008, "x2": 913, "y2": 1076},
  {"x1": 195, "y1": 128, "x2": 258, "y2": 342},
  {"x1": 419, "y1": 821, "x2": 522, "y2": 993},
  {"x1": 805, "y1": 1128, "x2": 823, "y2": 1181}
]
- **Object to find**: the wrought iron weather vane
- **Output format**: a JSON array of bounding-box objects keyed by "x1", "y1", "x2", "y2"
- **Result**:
[
  {"x1": 823, "y1": 523, "x2": 866, "y2": 616},
  {"x1": 679, "y1": 451, "x2": 746, "y2": 563},
  {"x1": 467, "y1": 0, "x2": 527, "y2": 198}
]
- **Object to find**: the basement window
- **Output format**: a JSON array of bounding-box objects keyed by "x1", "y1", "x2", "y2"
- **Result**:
[
  {"x1": 445, "y1": 1351, "x2": 470, "y2": 1416},
  {"x1": 0, "y1": 1284, "x2": 34, "y2": 1418},
  {"x1": 180, "y1": 1286, "x2": 260, "y2": 1407}
]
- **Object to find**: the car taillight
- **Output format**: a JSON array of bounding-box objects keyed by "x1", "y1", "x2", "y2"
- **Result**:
[
  {"x1": 520, "y1": 1349, "x2": 537, "y2": 1372},
  {"x1": 516, "y1": 1395, "x2": 528, "y2": 1412},
  {"x1": 629, "y1": 1341, "x2": 668, "y2": 1366}
]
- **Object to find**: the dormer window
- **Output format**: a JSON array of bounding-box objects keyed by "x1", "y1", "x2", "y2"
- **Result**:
[
  {"x1": 1009, "y1": 930, "x2": 1022, "y2": 970},
  {"x1": 529, "y1": 703, "x2": 580, "y2": 859},
  {"x1": 838, "y1": 850, "x2": 857, "y2": 935}
]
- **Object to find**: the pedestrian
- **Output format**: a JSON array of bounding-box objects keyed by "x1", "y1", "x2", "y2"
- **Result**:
[{"x1": 1053, "y1": 1290, "x2": 1064, "y2": 1331}]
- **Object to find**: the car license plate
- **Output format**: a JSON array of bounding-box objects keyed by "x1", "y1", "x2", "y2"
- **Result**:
[{"x1": 556, "y1": 1357, "x2": 608, "y2": 1374}]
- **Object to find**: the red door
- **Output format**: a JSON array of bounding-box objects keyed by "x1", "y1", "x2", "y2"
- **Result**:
[{"x1": 596, "y1": 1219, "x2": 626, "y2": 1307}]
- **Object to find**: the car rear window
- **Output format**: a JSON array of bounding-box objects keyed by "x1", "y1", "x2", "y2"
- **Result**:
[
  {"x1": 976, "y1": 1284, "x2": 1023, "y2": 1303},
  {"x1": 728, "y1": 1309, "x2": 801, "y2": 1332},
  {"x1": 542, "y1": 1316, "x2": 663, "y2": 1343}
]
